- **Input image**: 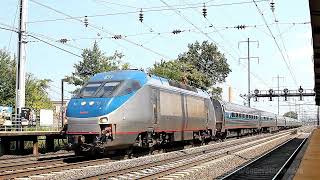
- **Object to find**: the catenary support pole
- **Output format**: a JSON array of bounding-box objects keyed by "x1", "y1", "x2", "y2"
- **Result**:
[
  {"x1": 15, "y1": 0, "x2": 28, "y2": 118},
  {"x1": 238, "y1": 38, "x2": 259, "y2": 107}
]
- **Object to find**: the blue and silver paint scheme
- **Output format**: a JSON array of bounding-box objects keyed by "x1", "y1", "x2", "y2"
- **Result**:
[
  {"x1": 66, "y1": 70, "x2": 216, "y2": 149},
  {"x1": 66, "y1": 70, "x2": 148, "y2": 134}
]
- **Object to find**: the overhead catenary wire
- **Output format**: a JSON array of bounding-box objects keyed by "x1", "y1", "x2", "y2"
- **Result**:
[
  {"x1": 271, "y1": 6, "x2": 293, "y2": 71},
  {"x1": 28, "y1": 34, "x2": 82, "y2": 58},
  {"x1": 28, "y1": 31, "x2": 83, "y2": 51},
  {"x1": 43, "y1": 21, "x2": 309, "y2": 43},
  {"x1": 0, "y1": 26, "x2": 18, "y2": 33},
  {"x1": 8, "y1": 1, "x2": 19, "y2": 50},
  {"x1": 27, "y1": 0, "x2": 269, "y2": 24},
  {"x1": 252, "y1": 0, "x2": 298, "y2": 86},
  {"x1": 0, "y1": 21, "x2": 84, "y2": 56},
  {"x1": 30, "y1": 0, "x2": 170, "y2": 59},
  {"x1": 161, "y1": 0, "x2": 270, "y2": 88}
]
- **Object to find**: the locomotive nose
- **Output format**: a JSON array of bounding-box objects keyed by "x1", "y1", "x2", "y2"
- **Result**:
[{"x1": 66, "y1": 98, "x2": 112, "y2": 118}]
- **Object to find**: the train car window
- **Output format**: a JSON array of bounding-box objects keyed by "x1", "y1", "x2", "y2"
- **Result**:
[
  {"x1": 231, "y1": 112, "x2": 235, "y2": 117},
  {"x1": 113, "y1": 80, "x2": 141, "y2": 97},
  {"x1": 96, "y1": 81, "x2": 121, "y2": 97},
  {"x1": 246, "y1": 115, "x2": 249, "y2": 118},
  {"x1": 78, "y1": 82, "x2": 103, "y2": 97},
  {"x1": 132, "y1": 81, "x2": 141, "y2": 91}
]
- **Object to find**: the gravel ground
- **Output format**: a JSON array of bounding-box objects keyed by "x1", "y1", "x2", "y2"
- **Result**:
[
  {"x1": 26, "y1": 131, "x2": 293, "y2": 180},
  {"x1": 159, "y1": 132, "x2": 307, "y2": 180}
]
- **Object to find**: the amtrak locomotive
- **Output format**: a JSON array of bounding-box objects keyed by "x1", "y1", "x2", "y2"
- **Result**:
[{"x1": 65, "y1": 70, "x2": 301, "y2": 155}]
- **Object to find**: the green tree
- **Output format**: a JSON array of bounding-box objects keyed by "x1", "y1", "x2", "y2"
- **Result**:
[
  {"x1": 0, "y1": 49, "x2": 53, "y2": 112},
  {"x1": 25, "y1": 75, "x2": 53, "y2": 111},
  {"x1": 283, "y1": 111, "x2": 298, "y2": 119},
  {"x1": 208, "y1": 87, "x2": 223, "y2": 100},
  {"x1": 149, "y1": 41, "x2": 231, "y2": 98},
  {"x1": 66, "y1": 41, "x2": 124, "y2": 89},
  {"x1": 178, "y1": 41, "x2": 231, "y2": 89},
  {"x1": 0, "y1": 49, "x2": 16, "y2": 106}
]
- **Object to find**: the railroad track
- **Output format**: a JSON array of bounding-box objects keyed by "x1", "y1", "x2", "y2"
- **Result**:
[
  {"x1": 81, "y1": 131, "x2": 293, "y2": 180},
  {"x1": 0, "y1": 156, "x2": 116, "y2": 179},
  {"x1": 1, "y1": 128, "x2": 303, "y2": 179},
  {"x1": 0, "y1": 152, "x2": 75, "y2": 166},
  {"x1": 220, "y1": 136, "x2": 308, "y2": 180}
]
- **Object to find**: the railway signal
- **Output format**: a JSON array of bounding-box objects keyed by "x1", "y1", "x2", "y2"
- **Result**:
[{"x1": 252, "y1": 86, "x2": 315, "y2": 102}]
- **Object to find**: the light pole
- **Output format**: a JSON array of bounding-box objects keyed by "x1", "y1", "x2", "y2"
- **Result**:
[{"x1": 61, "y1": 78, "x2": 67, "y2": 129}]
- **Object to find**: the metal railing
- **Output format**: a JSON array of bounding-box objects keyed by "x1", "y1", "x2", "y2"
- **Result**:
[{"x1": 0, "y1": 115, "x2": 62, "y2": 132}]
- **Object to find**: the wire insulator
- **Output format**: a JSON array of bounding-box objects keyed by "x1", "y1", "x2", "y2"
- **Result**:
[
  {"x1": 270, "y1": 2, "x2": 275, "y2": 12},
  {"x1": 84, "y1": 16, "x2": 89, "y2": 27},
  {"x1": 112, "y1": 35, "x2": 122, "y2": 39},
  {"x1": 235, "y1": 25, "x2": 246, "y2": 29},
  {"x1": 139, "y1": 9, "x2": 143, "y2": 23},
  {"x1": 202, "y1": 3, "x2": 207, "y2": 18},
  {"x1": 172, "y1": 29, "x2": 182, "y2": 34},
  {"x1": 59, "y1": 38, "x2": 68, "y2": 44}
]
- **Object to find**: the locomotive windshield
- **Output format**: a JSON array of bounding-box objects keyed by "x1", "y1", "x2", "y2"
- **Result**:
[
  {"x1": 96, "y1": 82, "x2": 121, "y2": 97},
  {"x1": 77, "y1": 80, "x2": 141, "y2": 98},
  {"x1": 78, "y1": 82, "x2": 102, "y2": 97}
]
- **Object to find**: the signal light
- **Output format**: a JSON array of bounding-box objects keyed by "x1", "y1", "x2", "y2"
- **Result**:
[
  {"x1": 298, "y1": 86, "x2": 303, "y2": 101},
  {"x1": 283, "y1": 88, "x2": 289, "y2": 101},
  {"x1": 269, "y1": 89, "x2": 274, "y2": 101}
]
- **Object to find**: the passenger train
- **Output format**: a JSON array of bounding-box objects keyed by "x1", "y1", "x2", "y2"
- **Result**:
[{"x1": 65, "y1": 70, "x2": 302, "y2": 155}]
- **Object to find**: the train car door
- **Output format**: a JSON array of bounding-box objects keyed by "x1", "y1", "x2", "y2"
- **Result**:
[
  {"x1": 180, "y1": 94, "x2": 187, "y2": 141},
  {"x1": 151, "y1": 88, "x2": 160, "y2": 130}
]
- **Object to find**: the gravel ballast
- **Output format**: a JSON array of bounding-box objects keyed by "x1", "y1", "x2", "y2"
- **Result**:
[
  {"x1": 27, "y1": 131, "x2": 294, "y2": 180},
  {"x1": 159, "y1": 133, "x2": 307, "y2": 180}
]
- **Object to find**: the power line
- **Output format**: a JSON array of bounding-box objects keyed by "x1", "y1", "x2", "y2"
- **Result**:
[
  {"x1": 28, "y1": 34, "x2": 82, "y2": 58},
  {"x1": 94, "y1": 0, "x2": 138, "y2": 9},
  {"x1": 30, "y1": 0, "x2": 170, "y2": 59},
  {"x1": 163, "y1": 0, "x2": 270, "y2": 88},
  {"x1": 28, "y1": 31, "x2": 83, "y2": 51},
  {"x1": 27, "y1": 0, "x2": 269, "y2": 24},
  {"x1": 0, "y1": 26, "x2": 18, "y2": 33},
  {"x1": 45, "y1": 21, "x2": 309, "y2": 43},
  {"x1": 159, "y1": 0, "x2": 270, "y2": 90},
  {"x1": 252, "y1": 0, "x2": 298, "y2": 86},
  {"x1": 8, "y1": 1, "x2": 19, "y2": 50},
  {"x1": 270, "y1": 6, "x2": 294, "y2": 74},
  {"x1": 0, "y1": 22, "x2": 83, "y2": 57}
]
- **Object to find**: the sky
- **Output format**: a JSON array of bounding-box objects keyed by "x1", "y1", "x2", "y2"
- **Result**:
[{"x1": 0, "y1": 0, "x2": 316, "y2": 120}]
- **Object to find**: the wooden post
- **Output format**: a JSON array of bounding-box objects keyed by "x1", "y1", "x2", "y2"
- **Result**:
[
  {"x1": 33, "y1": 137, "x2": 39, "y2": 156},
  {"x1": 16, "y1": 140, "x2": 24, "y2": 154},
  {"x1": 45, "y1": 136, "x2": 55, "y2": 152},
  {"x1": 0, "y1": 138, "x2": 4, "y2": 156}
]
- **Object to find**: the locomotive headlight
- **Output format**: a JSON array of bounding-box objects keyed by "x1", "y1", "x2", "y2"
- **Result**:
[{"x1": 99, "y1": 117, "x2": 108, "y2": 123}]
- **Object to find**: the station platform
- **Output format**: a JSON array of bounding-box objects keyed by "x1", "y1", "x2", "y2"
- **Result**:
[
  {"x1": 294, "y1": 128, "x2": 320, "y2": 180},
  {"x1": 0, "y1": 131, "x2": 65, "y2": 156},
  {"x1": 0, "y1": 131, "x2": 60, "y2": 137}
]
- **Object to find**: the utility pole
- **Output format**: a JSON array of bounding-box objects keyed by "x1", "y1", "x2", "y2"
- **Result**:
[
  {"x1": 16, "y1": 0, "x2": 28, "y2": 118},
  {"x1": 61, "y1": 79, "x2": 65, "y2": 128},
  {"x1": 272, "y1": 75, "x2": 284, "y2": 115},
  {"x1": 239, "y1": 38, "x2": 259, "y2": 107},
  {"x1": 317, "y1": 105, "x2": 319, "y2": 126}
]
